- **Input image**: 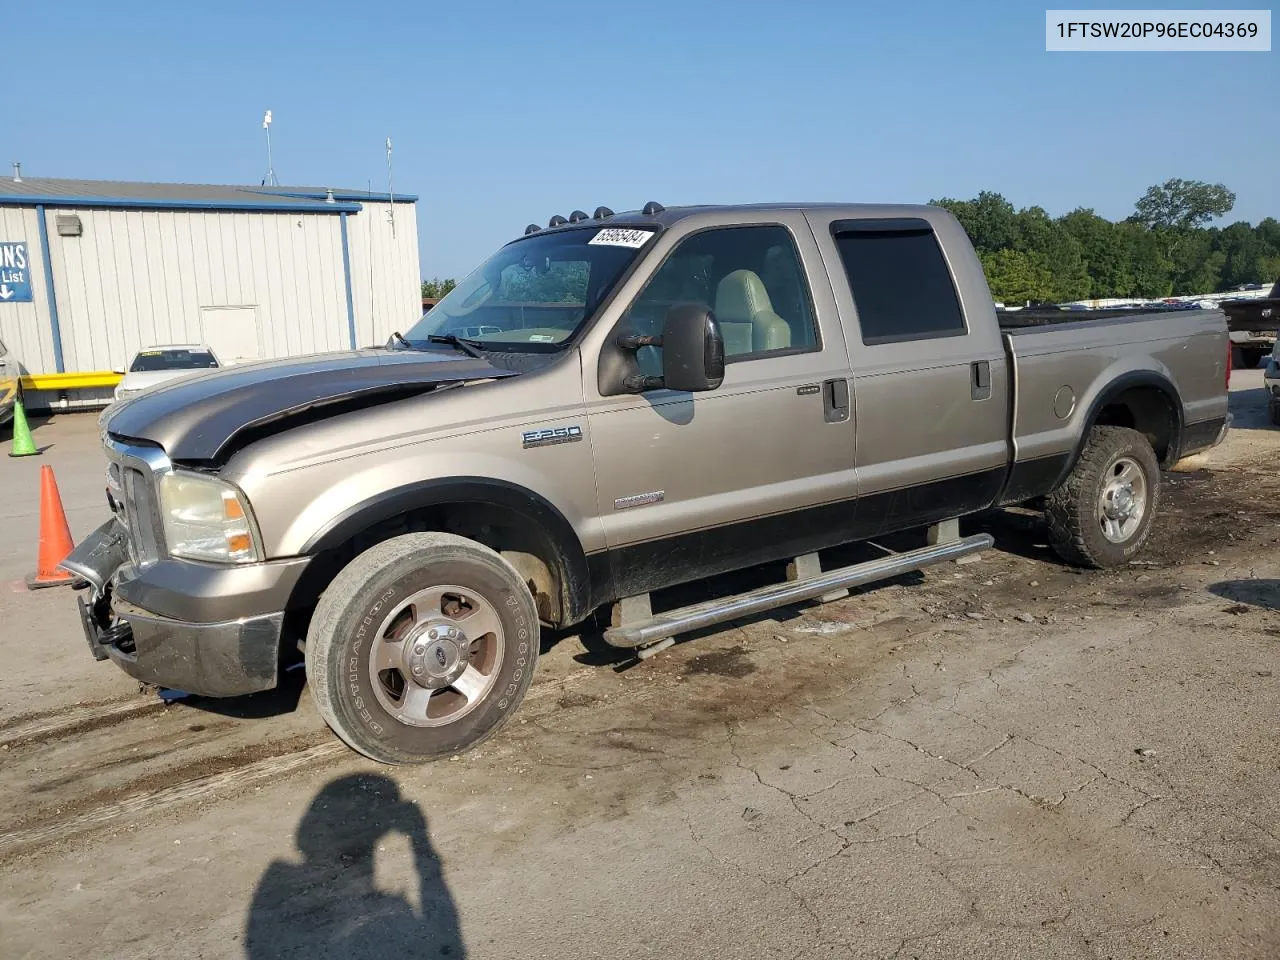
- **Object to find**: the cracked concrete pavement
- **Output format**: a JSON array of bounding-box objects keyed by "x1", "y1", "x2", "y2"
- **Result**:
[{"x1": 1, "y1": 372, "x2": 1278, "y2": 959}]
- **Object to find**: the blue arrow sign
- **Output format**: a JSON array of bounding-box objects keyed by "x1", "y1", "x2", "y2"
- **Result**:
[{"x1": 0, "y1": 241, "x2": 33, "y2": 303}]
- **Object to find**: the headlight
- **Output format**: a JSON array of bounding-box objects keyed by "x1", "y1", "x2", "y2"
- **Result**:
[{"x1": 158, "y1": 472, "x2": 262, "y2": 563}]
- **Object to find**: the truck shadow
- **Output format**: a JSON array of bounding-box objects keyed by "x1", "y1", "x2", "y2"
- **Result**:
[
  {"x1": 175, "y1": 665, "x2": 309, "y2": 719},
  {"x1": 565, "y1": 536, "x2": 933, "y2": 670},
  {"x1": 1208, "y1": 579, "x2": 1280, "y2": 612},
  {"x1": 244, "y1": 772, "x2": 466, "y2": 959}
]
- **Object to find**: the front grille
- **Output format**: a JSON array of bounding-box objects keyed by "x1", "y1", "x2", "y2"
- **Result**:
[{"x1": 104, "y1": 439, "x2": 170, "y2": 567}]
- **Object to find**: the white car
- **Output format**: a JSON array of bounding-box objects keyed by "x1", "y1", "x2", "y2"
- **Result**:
[{"x1": 113, "y1": 345, "x2": 222, "y2": 403}]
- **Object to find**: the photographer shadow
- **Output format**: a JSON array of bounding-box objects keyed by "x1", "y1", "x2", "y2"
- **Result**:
[{"x1": 246, "y1": 773, "x2": 465, "y2": 958}]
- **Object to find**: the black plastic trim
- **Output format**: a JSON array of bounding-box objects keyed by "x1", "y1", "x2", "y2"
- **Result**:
[
  {"x1": 588, "y1": 468, "x2": 1005, "y2": 605},
  {"x1": 997, "y1": 453, "x2": 1071, "y2": 505},
  {"x1": 302, "y1": 477, "x2": 594, "y2": 626},
  {"x1": 1077, "y1": 371, "x2": 1185, "y2": 468},
  {"x1": 1179, "y1": 416, "x2": 1228, "y2": 458}
]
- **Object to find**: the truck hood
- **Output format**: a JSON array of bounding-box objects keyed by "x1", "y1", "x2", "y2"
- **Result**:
[{"x1": 105, "y1": 348, "x2": 517, "y2": 462}]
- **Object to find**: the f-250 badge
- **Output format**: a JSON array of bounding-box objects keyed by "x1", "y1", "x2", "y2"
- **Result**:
[{"x1": 522, "y1": 425, "x2": 583, "y2": 448}]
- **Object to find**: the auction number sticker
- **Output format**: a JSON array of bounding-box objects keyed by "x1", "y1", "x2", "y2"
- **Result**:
[{"x1": 588, "y1": 228, "x2": 655, "y2": 248}]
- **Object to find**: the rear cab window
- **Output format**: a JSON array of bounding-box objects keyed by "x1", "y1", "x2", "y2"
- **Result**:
[{"x1": 830, "y1": 218, "x2": 967, "y2": 344}]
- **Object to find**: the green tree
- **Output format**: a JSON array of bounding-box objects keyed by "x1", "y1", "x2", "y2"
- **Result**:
[
  {"x1": 1059, "y1": 208, "x2": 1131, "y2": 298},
  {"x1": 421, "y1": 277, "x2": 457, "y2": 299},
  {"x1": 979, "y1": 249, "x2": 1055, "y2": 304},
  {"x1": 1214, "y1": 222, "x2": 1263, "y2": 289},
  {"x1": 1116, "y1": 222, "x2": 1172, "y2": 298},
  {"x1": 931, "y1": 191, "x2": 1020, "y2": 253},
  {"x1": 1132, "y1": 178, "x2": 1236, "y2": 232},
  {"x1": 1014, "y1": 206, "x2": 1091, "y2": 301}
]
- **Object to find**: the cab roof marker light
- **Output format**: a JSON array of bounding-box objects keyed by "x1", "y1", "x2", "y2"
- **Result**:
[
  {"x1": 593, "y1": 206, "x2": 615, "y2": 220},
  {"x1": 548, "y1": 214, "x2": 568, "y2": 227},
  {"x1": 524, "y1": 223, "x2": 541, "y2": 235},
  {"x1": 568, "y1": 210, "x2": 589, "y2": 223},
  {"x1": 642, "y1": 200, "x2": 665, "y2": 216}
]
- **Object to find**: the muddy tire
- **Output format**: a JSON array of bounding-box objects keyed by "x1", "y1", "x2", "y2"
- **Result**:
[
  {"x1": 1269, "y1": 398, "x2": 1280, "y2": 427},
  {"x1": 306, "y1": 532, "x2": 539, "y2": 764},
  {"x1": 1045, "y1": 426, "x2": 1160, "y2": 569}
]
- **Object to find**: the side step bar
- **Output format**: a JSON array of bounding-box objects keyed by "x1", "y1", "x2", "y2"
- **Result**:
[{"x1": 603, "y1": 533, "x2": 993, "y2": 649}]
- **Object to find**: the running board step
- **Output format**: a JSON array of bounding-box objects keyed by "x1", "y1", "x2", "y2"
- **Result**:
[{"x1": 602, "y1": 533, "x2": 993, "y2": 649}]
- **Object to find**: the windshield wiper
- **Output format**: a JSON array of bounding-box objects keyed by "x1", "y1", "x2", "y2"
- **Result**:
[
  {"x1": 390, "y1": 330, "x2": 413, "y2": 348},
  {"x1": 425, "y1": 333, "x2": 487, "y2": 359}
]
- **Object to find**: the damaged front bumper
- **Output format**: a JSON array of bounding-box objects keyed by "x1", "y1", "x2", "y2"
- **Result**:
[{"x1": 62, "y1": 519, "x2": 310, "y2": 698}]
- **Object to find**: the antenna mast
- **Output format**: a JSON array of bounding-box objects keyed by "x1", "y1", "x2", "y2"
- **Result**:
[
  {"x1": 385, "y1": 137, "x2": 397, "y2": 238},
  {"x1": 262, "y1": 110, "x2": 278, "y2": 186}
]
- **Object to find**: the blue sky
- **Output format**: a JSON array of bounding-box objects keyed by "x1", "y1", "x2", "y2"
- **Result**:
[{"x1": 9, "y1": 0, "x2": 1278, "y2": 279}]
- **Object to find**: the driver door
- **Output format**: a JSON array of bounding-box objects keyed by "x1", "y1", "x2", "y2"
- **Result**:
[{"x1": 585, "y1": 217, "x2": 857, "y2": 598}]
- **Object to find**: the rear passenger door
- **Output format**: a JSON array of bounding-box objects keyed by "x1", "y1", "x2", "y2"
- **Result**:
[{"x1": 809, "y1": 213, "x2": 1009, "y2": 534}]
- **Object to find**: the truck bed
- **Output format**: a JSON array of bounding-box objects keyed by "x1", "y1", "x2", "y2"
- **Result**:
[{"x1": 1002, "y1": 306, "x2": 1229, "y2": 475}]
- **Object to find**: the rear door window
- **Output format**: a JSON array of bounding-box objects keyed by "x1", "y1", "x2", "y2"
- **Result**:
[{"x1": 831, "y1": 220, "x2": 966, "y2": 345}]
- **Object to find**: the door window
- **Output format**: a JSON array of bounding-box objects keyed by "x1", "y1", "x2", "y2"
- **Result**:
[
  {"x1": 831, "y1": 221, "x2": 967, "y2": 345},
  {"x1": 621, "y1": 226, "x2": 819, "y2": 375}
]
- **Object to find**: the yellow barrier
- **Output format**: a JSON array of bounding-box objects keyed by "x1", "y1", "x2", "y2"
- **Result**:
[{"x1": 20, "y1": 371, "x2": 123, "y2": 391}]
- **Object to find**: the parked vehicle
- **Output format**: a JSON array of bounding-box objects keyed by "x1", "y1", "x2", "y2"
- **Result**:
[
  {"x1": 1223, "y1": 278, "x2": 1279, "y2": 369},
  {"x1": 64, "y1": 202, "x2": 1231, "y2": 764},
  {"x1": 112, "y1": 345, "x2": 221, "y2": 403},
  {"x1": 0, "y1": 337, "x2": 17, "y2": 425},
  {"x1": 1265, "y1": 341, "x2": 1280, "y2": 425}
]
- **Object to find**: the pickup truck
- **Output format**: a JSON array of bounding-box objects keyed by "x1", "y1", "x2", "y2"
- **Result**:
[{"x1": 63, "y1": 202, "x2": 1231, "y2": 764}]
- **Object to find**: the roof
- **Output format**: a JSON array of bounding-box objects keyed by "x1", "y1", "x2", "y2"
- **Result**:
[
  {"x1": 518, "y1": 202, "x2": 944, "y2": 238},
  {"x1": 0, "y1": 177, "x2": 417, "y2": 213}
]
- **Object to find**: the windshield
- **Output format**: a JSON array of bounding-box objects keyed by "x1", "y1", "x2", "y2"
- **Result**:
[
  {"x1": 130, "y1": 349, "x2": 219, "y2": 372},
  {"x1": 403, "y1": 226, "x2": 656, "y2": 352}
]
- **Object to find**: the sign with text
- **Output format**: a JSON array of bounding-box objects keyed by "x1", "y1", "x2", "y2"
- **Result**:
[{"x1": 0, "y1": 241, "x2": 33, "y2": 303}]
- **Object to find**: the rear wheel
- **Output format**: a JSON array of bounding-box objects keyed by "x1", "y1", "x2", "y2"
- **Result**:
[
  {"x1": 1045, "y1": 426, "x2": 1160, "y2": 568},
  {"x1": 306, "y1": 532, "x2": 539, "y2": 764},
  {"x1": 1269, "y1": 397, "x2": 1280, "y2": 427}
]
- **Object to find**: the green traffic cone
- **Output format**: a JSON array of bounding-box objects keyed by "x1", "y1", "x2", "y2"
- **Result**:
[{"x1": 8, "y1": 397, "x2": 38, "y2": 457}]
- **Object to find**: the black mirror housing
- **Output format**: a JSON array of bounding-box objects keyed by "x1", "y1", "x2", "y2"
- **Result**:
[{"x1": 661, "y1": 305, "x2": 725, "y2": 392}]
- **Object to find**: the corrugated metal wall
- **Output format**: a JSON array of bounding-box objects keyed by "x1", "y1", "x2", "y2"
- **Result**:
[
  {"x1": 0, "y1": 206, "x2": 57, "y2": 374},
  {"x1": 0, "y1": 199, "x2": 421, "y2": 380},
  {"x1": 347, "y1": 200, "x2": 422, "y2": 347},
  {"x1": 42, "y1": 208, "x2": 351, "y2": 372}
]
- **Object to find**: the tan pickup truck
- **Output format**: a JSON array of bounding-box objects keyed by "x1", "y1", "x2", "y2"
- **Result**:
[{"x1": 65, "y1": 201, "x2": 1231, "y2": 763}]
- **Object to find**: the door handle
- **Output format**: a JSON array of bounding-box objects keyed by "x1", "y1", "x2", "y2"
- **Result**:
[
  {"x1": 971, "y1": 361, "x2": 991, "y2": 401},
  {"x1": 823, "y1": 378, "x2": 850, "y2": 423}
]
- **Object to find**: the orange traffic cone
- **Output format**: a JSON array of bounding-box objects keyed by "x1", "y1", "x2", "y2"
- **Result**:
[{"x1": 26, "y1": 465, "x2": 77, "y2": 590}]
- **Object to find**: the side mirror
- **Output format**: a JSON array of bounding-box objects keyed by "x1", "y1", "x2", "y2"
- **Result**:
[
  {"x1": 660, "y1": 305, "x2": 725, "y2": 392},
  {"x1": 112, "y1": 367, "x2": 126, "y2": 375}
]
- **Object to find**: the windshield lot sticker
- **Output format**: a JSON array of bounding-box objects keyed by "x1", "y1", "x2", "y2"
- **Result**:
[
  {"x1": 527, "y1": 334, "x2": 557, "y2": 342},
  {"x1": 588, "y1": 228, "x2": 655, "y2": 248}
]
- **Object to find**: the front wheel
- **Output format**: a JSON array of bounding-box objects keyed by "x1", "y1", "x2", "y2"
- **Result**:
[
  {"x1": 306, "y1": 532, "x2": 539, "y2": 764},
  {"x1": 1045, "y1": 426, "x2": 1160, "y2": 568}
]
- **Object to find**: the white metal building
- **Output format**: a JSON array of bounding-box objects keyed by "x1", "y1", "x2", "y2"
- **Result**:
[{"x1": 0, "y1": 175, "x2": 420, "y2": 407}]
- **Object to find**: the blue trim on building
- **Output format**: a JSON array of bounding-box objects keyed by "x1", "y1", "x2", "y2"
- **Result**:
[
  {"x1": 0, "y1": 195, "x2": 362, "y2": 213},
  {"x1": 34, "y1": 205, "x2": 66, "y2": 373},
  {"x1": 340, "y1": 212, "x2": 358, "y2": 349},
  {"x1": 256, "y1": 188, "x2": 418, "y2": 204}
]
